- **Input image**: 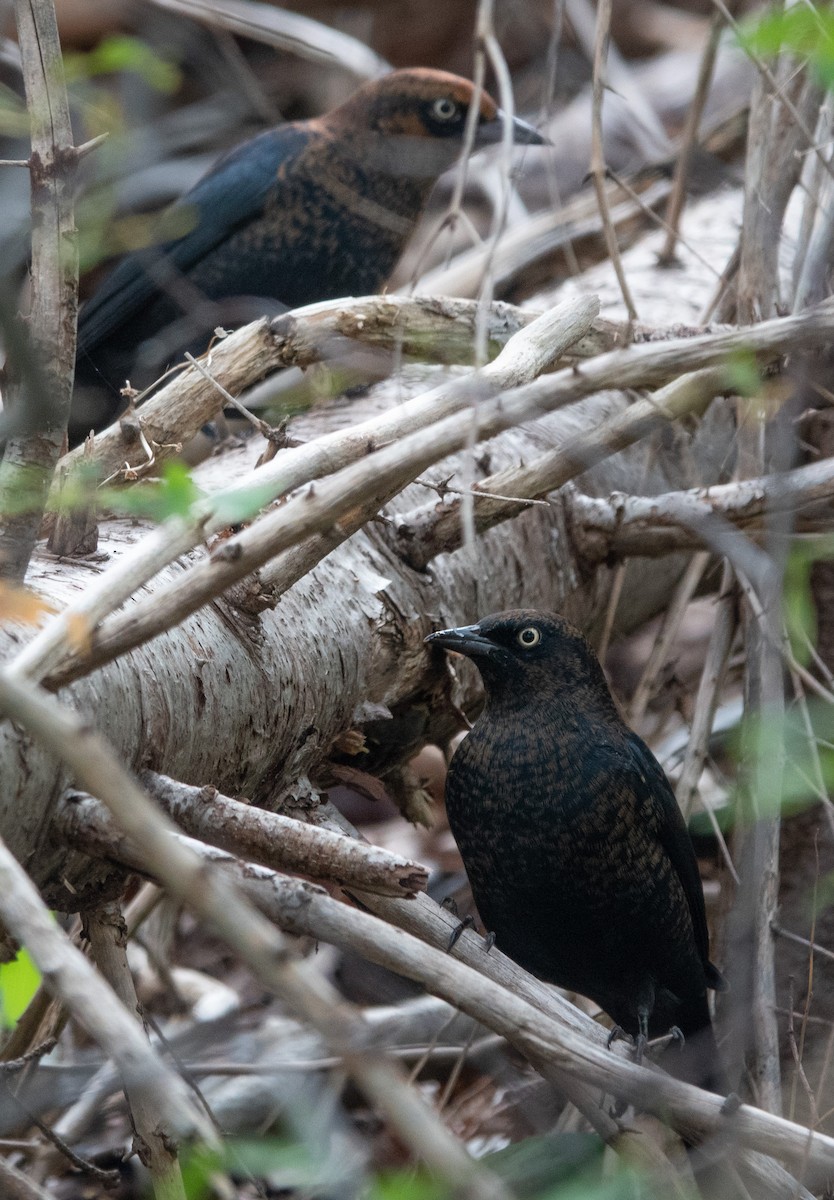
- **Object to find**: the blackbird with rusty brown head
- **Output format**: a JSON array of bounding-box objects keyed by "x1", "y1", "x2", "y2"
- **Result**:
[
  {"x1": 426, "y1": 609, "x2": 725, "y2": 1091},
  {"x1": 73, "y1": 68, "x2": 543, "y2": 437}
]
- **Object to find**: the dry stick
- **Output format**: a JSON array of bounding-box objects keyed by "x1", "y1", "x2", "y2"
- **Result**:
[
  {"x1": 249, "y1": 297, "x2": 725, "y2": 411},
  {"x1": 54, "y1": 805, "x2": 676, "y2": 1182},
  {"x1": 0, "y1": 673, "x2": 511, "y2": 1200},
  {"x1": 459, "y1": 0, "x2": 517, "y2": 552},
  {"x1": 0, "y1": 1158, "x2": 54, "y2": 1200},
  {"x1": 147, "y1": 0, "x2": 388, "y2": 78},
  {"x1": 792, "y1": 93, "x2": 834, "y2": 310},
  {"x1": 658, "y1": 8, "x2": 726, "y2": 265},
  {"x1": 142, "y1": 772, "x2": 429, "y2": 897},
  {"x1": 415, "y1": 177, "x2": 672, "y2": 300},
  {"x1": 589, "y1": 0, "x2": 638, "y2": 322},
  {"x1": 605, "y1": 169, "x2": 722, "y2": 283},
  {"x1": 0, "y1": 836, "x2": 210, "y2": 1144},
  {"x1": 596, "y1": 562, "x2": 627, "y2": 665},
  {"x1": 738, "y1": 60, "x2": 822, "y2": 323},
  {"x1": 565, "y1": 456, "x2": 834, "y2": 559},
  {"x1": 732, "y1": 65, "x2": 792, "y2": 1096},
  {"x1": 45, "y1": 303, "x2": 834, "y2": 688},
  {"x1": 626, "y1": 550, "x2": 711, "y2": 725},
  {"x1": 55, "y1": 798, "x2": 834, "y2": 1189},
  {"x1": 0, "y1": 0, "x2": 79, "y2": 581},
  {"x1": 397, "y1": 365, "x2": 729, "y2": 569},
  {"x1": 676, "y1": 563, "x2": 738, "y2": 823},
  {"x1": 738, "y1": 578, "x2": 785, "y2": 1118},
  {"x1": 660, "y1": 501, "x2": 785, "y2": 1112},
  {"x1": 61, "y1": 318, "x2": 279, "y2": 484},
  {"x1": 409, "y1": 391, "x2": 834, "y2": 568},
  {"x1": 85, "y1": 903, "x2": 188, "y2": 1200},
  {"x1": 564, "y1": 0, "x2": 671, "y2": 161},
  {"x1": 18, "y1": 297, "x2": 597, "y2": 689},
  {"x1": 56, "y1": 294, "x2": 599, "y2": 487}
]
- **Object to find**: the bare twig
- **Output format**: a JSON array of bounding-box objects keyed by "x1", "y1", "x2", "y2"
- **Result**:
[
  {"x1": 626, "y1": 550, "x2": 711, "y2": 724},
  {"x1": 0, "y1": 834, "x2": 210, "y2": 1141},
  {"x1": 589, "y1": 0, "x2": 638, "y2": 321},
  {"x1": 0, "y1": 0, "x2": 79, "y2": 580},
  {"x1": 567, "y1": 455, "x2": 834, "y2": 559},
  {"x1": 0, "y1": 669, "x2": 511, "y2": 1200},
  {"x1": 55, "y1": 797, "x2": 834, "y2": 1183},
  {"x1": 676, "y1": 564, "x2": 738, "y2": 821},
  {"x1": 658, "y1": 9, "x2": 727, "y2": 265},
  {"x1": 85, "y1": 903, "x2": 188, "y2": 1200},
  {"x1": 26, "y1": 299, "x2": 598, "y2": 688},
  {"x1": 0, "y1": 1158, "x2": 53, "y2": 1200},
  {"x1": 67, "y1": 773, "x2": 431, "y2": 898},
  {"x1": 146, "y1": 0, "x2": 388, "y2": 78}
]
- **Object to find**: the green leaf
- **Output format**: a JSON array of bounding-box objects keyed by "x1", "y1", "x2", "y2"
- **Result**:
[
  {"x1": 484, "y1": 1133, "x2": 603, "y2": 1197},
  {"x1": 104, "y1": 461, "x2": 203, "y2": 523},
  {"x1": 783, "y1": 536, "x2": 834, "y2": 666},
  {"x1": 784, "y1": 542, "x2": 819, "y2": 666},
  {"x1": 367, "y1": 1168, "x2": 448, "y2": 1200},
  {"x1": 739, "y1": 5, "x2": 834, "y2": 86},
  {"x1": 64, "y1": 36, "x2": 180, "y2": 93},
  {"x1": 0, "y1": 949, "x2": 41, "y2": 1029},
  {"x1": 180, "y1": 1143, "x2": 223, "y2": 1200},
  {"x1": 725, "y1": 348, "x2": 761, "y2": 398},
  {"x1": 212, "y1": 481, "x2": 276, "y2": 526}
]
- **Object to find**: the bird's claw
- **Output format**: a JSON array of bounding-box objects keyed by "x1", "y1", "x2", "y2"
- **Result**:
[
  {"x1": 484, "y1": 931, "x2": 496, "y2": 953},
  {"x1": 647, "y1": 1025, "x2": 685, "y2": 1054},
  {"x1": 606, "y1": 1025, "x2": 631, "y2": 1050},
  {"x1": 447, "y1": 915, "x2": 475, "y2": 951}
]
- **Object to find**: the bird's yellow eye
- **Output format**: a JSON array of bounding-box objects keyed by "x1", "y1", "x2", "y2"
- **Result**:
[
  {"x1": 517, "y1": 626, "x2": 541, "y2": 648},
  {"x1": 432, "y1": 97, "x2": 459, "y2": 121}
]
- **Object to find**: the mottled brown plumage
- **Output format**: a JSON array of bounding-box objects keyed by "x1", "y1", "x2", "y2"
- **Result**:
[
  {"x1": 426, "y1": 609, "x2": 725, "y2": 1090},
  {"x1": 73, "y1": 68, "x2": 543, "y2": 438}
]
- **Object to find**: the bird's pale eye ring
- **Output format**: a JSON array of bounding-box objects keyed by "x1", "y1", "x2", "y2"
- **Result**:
[
  {"x1": 517, "y1": 627, "x2": 541, "y2": 648},
  {"x1": 432, "y1": 97, "x2": 459, "y2": 121}
]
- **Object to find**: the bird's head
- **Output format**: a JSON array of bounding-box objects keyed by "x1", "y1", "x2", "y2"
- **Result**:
[
  {"x1": 425, "y1": 609, "x2": 614, "y2": 710},
  {"x1": 327, "y1": 68, "x2": 545, "y2": 177}
]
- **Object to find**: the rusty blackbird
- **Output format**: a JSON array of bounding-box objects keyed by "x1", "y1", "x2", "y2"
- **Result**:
[
  {"x1": 74, "y1": 68, "x2": 544, "y2": 435},
  {"x1": 426, "y1": 609, "x2": 725, "y2": 1091}
]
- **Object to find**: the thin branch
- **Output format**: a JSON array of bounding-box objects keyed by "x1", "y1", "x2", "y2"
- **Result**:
[
  {"x1": 0, "y1": 668, "x2": 511, "y2": 1200},
  {"x1": 626, "y1": 550, "x2": 711, "y2": 724},
  {"x1": 676, "y1": 565, "x2": 738, "y2": 821},
  {"x1": 658, "y1": 8, "x2": 727, "y2": 265},
  {"x1": 54, "y1": 796, "x2": 834, "y2": 1184},
  {"x1": 589, "y1": 0, "x2": 638, "y2": 321},
  {"x1": 69, "y1": 773, "x2": 431, "y2": 898},
  {"x1": 146, "y1": 0, "x2": 388, "y2": 78},
  {"x1": 24, "y1": 298, "x2": 599, "y2": 687},
  {"x1": 567, "y1": 455, "x2": 834, "y2": 559},
  {"x1": 85, "y1": 903, "x2": 188, "y2": 1200},
  {"x1": 0, "y1": 834, "x2": 211, "y2": 1142},
  {"x1": 0, "y1": 0, "x2": 79, "y2": 580}
]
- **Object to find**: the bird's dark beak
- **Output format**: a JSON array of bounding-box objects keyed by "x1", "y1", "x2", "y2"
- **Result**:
[
  {"x1": 425, "y1": 624, "x2": 499, "y2": 660},
  {"x1": 476, "y1": 111, "x2": 548, "y2": 147}
]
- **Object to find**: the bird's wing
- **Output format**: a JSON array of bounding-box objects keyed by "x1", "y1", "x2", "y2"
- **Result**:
[
  {"x1": 78, "y1": 125, "x2": 308, "y2": 354},
  {"x1": 622, "y1": 732, "x2": 714, "y2": 974}
]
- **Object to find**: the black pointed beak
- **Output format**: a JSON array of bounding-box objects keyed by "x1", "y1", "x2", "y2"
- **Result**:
[
  {"x1": 476, "y1": 111, "x2": 548, "y2": 147},
  {"x1": 425, "y1": 624, "x2": 500, "y2": 660}
]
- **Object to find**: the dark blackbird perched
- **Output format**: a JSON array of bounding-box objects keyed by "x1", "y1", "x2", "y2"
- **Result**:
[
  {"x1": 426, "y1": 610, "x2": 726, "y2": 1091},
  {"x1": 74, "y1": 68, "x2": 544, "y2": 436}
]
